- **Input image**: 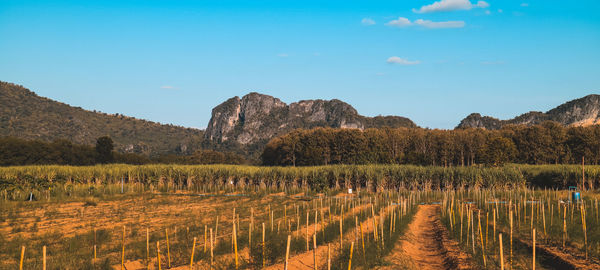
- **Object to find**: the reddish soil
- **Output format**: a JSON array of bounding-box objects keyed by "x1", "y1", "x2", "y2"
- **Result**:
[{"x1": 378, "y1": 204, "x2": 473, "y2": 270}]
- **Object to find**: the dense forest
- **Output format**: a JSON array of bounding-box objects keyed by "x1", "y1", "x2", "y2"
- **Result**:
[
  {"x1": 0, "y1": 137, "x2": 246, "y2": 166},
  {"x1": 262, "y1": 121, "x2": 600, "y2": 166}
]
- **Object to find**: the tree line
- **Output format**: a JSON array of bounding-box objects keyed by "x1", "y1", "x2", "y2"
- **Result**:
[
  {"x1": 262, "y1": 121, "x2": 600, "y2": 166},
  {"x1": 0, "y1": 136, "x2": 246, "y2": 166}
]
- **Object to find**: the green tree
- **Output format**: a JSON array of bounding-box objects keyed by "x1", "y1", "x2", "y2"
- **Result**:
[
  {"x1": 95, "y1": 136, "x2": 114, "y2": 163},
  {"x1": 484, "y1": 136, "x2": 516, "y2": 166}
]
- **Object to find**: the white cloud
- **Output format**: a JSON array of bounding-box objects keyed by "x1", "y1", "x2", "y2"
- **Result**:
[
  {"x1": 498, "y1": 9, "x2": 503, "y2": 13},
  {"x1": 476, "y1": 1, "x2": 490, "y2": 8},
  {"x1": 414, "y1": 19, "x2": 465, "y2": 28},
  {"x1": 361, "y1": 18, "x2": 376, "y2": 26},
  {"x1": 160, "y1": 85, "x2": 175, "y2": 89},
  {"x1": 387, "y1": 56, "x2": 420, "y2": 65},
  {"x1": 485, "y1": 10, "x2": 491, "y2": 15},
  {"x1": 277, "y1": 53, "x2": 289, "y2": 57},
  {"x1": 521, "y1": 3, "x2": 529, "y2": 7},
  {"x1": 413, "y1": 0, "x2": 489, "y2": 13},
  {"x1": 386, "y1": 17, "x2": 412, "y2": 27},
  {"x1": 386, "y1": 17, "x2": 465, "y2": 29}
]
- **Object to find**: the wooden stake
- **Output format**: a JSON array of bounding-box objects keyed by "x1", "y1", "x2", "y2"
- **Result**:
[
  {"x1": 19, "y1": 246, "x2": 25, "y2": 270},
  {"x1": 165, "y1": 228, "x2": 171, "y2": 268},
  {"x1": 234, "y1": 222, "x2": 239, "y2": 269},
  {"x1": 313, "y1": 234, "x2": 318, "y2": 270},
  {"x1": 157, "y1": 241, "x2": 162, "y2": 270},
  {"x1": 307, "y1": 212, "x2": 310, "y2": 251},
  {"x1": 146, "y1": 228, "x2": 150, "y2": 265},
  {"x1": 510, "y1": 209, "x2": 513, "y2": 267},
  {"x1": 327, "y1": 243, "x2": 331, "y2": 270},
  {"x1": 360, "y1": 223, "x2": 365, "y2": 257},
  {"x1": 204, "y1": 225, "x2": 207, "y2": 253},
  {"x1": 348, "y1": 241, "x2": 354, "y2": 270},
  {"x1": 43, "y1": 246, "x2": 46, "y2": 270},
  {"x1": 121, "y1": 226, "x2": 126, "y2": 270},
  {"x1": 581, "y1": 204, "x2": 588, "y2": 259},
  {"x1": 190, "y1": 237, "x2": 197, "y2": 269},
  {"x1": 262, "y1": 223, "x2": 266, "y2": 268},
  {"x1": 210, "y1": 228, "x2": 214, "y2": 269},
  {"x1": 478, "y1": 211, "x2": 486, "y2": 267},
  {"x1": 499, "y1": 233, "x2": 504, "y2": 270},
  {"x1": 339, "y1": 217, "x2": 343, "y2": 250},
  {"x1": 533, "y1": 228, "x2": 536, "y2": 270},
  {"x1": 284, "y1": 235, "x2": 291, "y2": 270}
]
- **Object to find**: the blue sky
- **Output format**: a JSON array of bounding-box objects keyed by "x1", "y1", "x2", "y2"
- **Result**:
[{"x1": 1, "y1": 0, "x2": 599, "y2": 129}]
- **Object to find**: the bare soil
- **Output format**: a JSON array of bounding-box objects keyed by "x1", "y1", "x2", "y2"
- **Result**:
[{"x1": 378, "y1": 204, "x2": 474, "y2": 270}]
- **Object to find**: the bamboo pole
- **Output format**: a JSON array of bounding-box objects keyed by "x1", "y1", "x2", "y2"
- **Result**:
[
  {"x1": 19, "y1": 246, "x2": 25, "y2": 270},
  {"x1": 313, "y1": 234, "x2": 318, "y2": 270},
  {"x1": 215, "y1": 216, "x2": 219, "y2": 242},
  {"x1": 157, "y1": 241, "x2": 162, "y2": 270},
  {"x1": 478, "y1": 211, "x2": 486, "y2": 267},
  {"x1": 327, "y1": 243, "x2": 331, "y2": 270},
  {"x1": 262, "y1": 223, "x2": 266, "y2": 268},
  {"x1": 533, "y1": 228, "x2": 536, "y2": 270},
  {"x1": 234, "y1": 222, "x2": 239, "y2": 269},
  {"x1": 493, "y1": 208, "x2": 496, "y2": 243},
  {"x1": 204, "y1": 225, "x2": 207, "y2": 253},
  {"x1": 146, "y1": 228, "x2": 150, "y2": 265},
  {"x1": 43, "y1": 246, "x2": 46, "y2": 270},
  {"x1": 581, "y1": 204, "x2": 588, "y2": 259},
  {"x1": 165, "y1": 228, "x2": 171, "y2": 268},
  {"x1": 307, "y1": 212, "x2": 310, "y2": 251},
  {"x1": 121, "y1": 226, "x2": 126, "y2": 270},
  {"x1": 563, "y1": 205, "x2": 567, "y2": 248},
  {"x1": 340, "y1": 216, "x2": 344, "y2": 249},
  {"x1": 499, "y1": 233, "x2": 504, "y2": 270},
  {"x1": 284, "y1": 235, "x2": 291, "y2": 270},
  {"x1": 348, "y1": 241, "x2": 354, "y2": 270},
  {"x1": 210, "y1": 228, "x2": 214, "y2": 269},
  {"x1": 190, "y1": 237, "x2": 197, "y2": 269},
  {"x1": 510, "y1": 209, "x2": 513, "y2": 268}
]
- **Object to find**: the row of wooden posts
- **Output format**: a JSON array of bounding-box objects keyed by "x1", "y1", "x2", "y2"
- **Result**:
[
  {"x1": 444, "y1": 191, "x2": 592, "y2": 269},
  {"x1": 17, "y1": 193, "x2": 413, "y2": 269}
]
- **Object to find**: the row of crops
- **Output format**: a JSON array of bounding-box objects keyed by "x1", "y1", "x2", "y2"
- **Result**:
[{"x1": 1, "y1": 164, "x2": 598, "y2": 199}]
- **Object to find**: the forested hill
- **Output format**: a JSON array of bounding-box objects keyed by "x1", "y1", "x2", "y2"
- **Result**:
[{"x1": 0, "y1": 81, "x2": 203, "y2": 156}]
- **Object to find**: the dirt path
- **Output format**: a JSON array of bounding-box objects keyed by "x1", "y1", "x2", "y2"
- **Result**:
[
  {"x1": 379, "y1": 204, "x2": 473, "y2": 270},
  {"x1": 264, "y1": 204, "x2": 391, "y2": 270}
]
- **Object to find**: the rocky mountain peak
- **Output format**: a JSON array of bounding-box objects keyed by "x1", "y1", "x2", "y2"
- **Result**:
[
  {"x1": 457, "y1": 94, "x2": 600, "y2": 129},
  {"x1": 205, "y1": 93, "x2": 416, "y2": 146}
]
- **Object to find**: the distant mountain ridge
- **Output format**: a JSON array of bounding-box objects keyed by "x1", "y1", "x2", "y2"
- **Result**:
[
  {"x1": 204, "y1": 92, "x2": 416, "y2": 149},
  {"x1": 457, "y1": 94, "x2": 600, "y2": 129},
  {"x1": 0, "y1": 81, "x2": 203, "y2": 156},
  {"x1": 3, "y1": 80, "x2": 599, "y2": 159}
]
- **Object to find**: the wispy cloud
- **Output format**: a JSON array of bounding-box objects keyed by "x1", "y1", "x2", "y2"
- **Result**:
[
  {"x1": 520, "y1": 3, "x2": 529, "y2": 7},
  {"x1": 361, "y1": 18, "x2": 376, "y2": 26},
  {"x1": 161, "y1": 85, "x2": 175, "y2": 90},
  {"x1": 386, "y1": 17, "x2": 412, "y2": 27},
  {"x1": 413, "y1": 0, "x2": 489, "y2": 13},
  {"x1": 386, "y1": 17, "x2": 465, "y2": 29},
  {"x1": 277, "y1": 53, "x2": 289, "y2": 57},
  {"x1": 387, "y1": 56, "x2": 420, "y2": 65}
]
